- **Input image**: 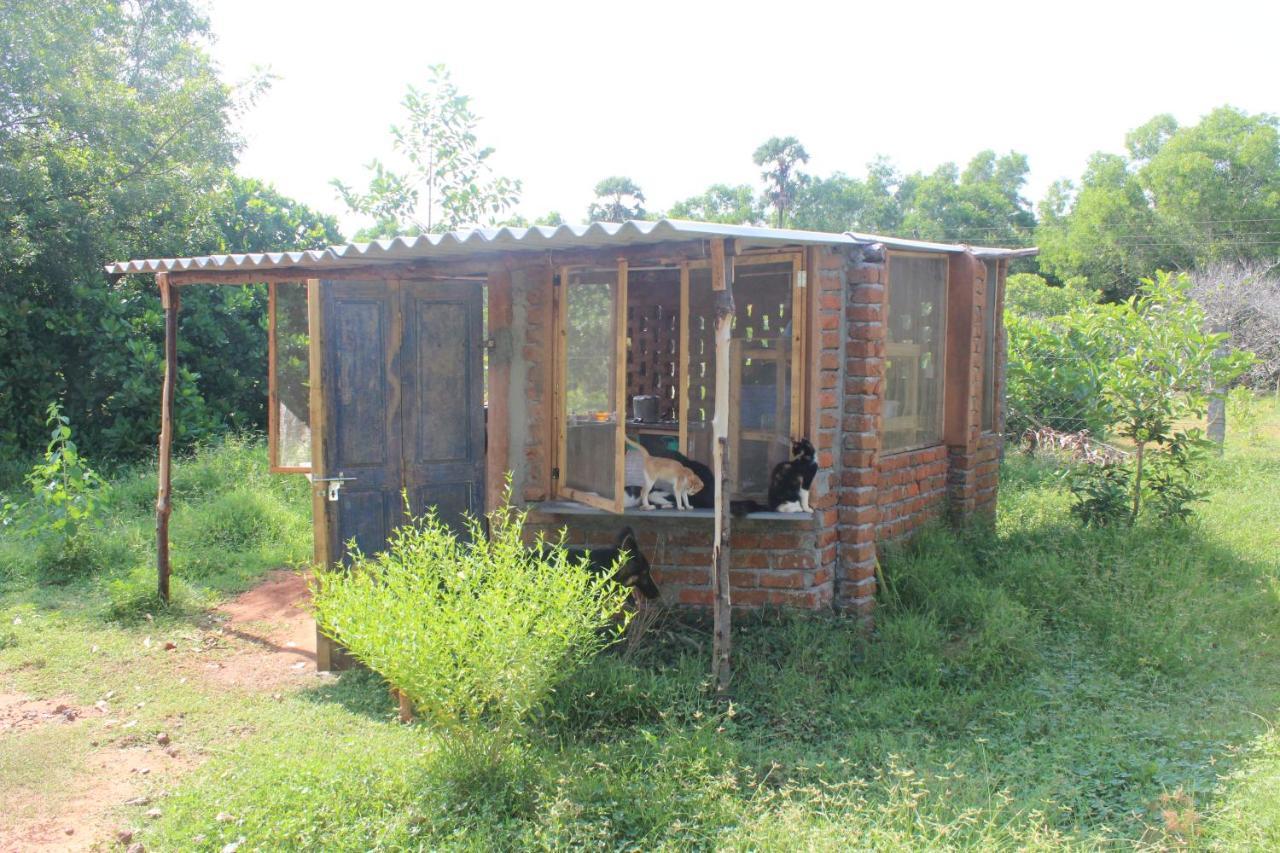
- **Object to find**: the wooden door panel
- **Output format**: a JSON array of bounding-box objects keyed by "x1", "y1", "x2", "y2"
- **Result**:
[
  {"x1": 402, "y1": 280, "x2": 485, "y2": 531},
  {"x1": 322, "y1": 280, "x2": 402, "y2": 564},
  {"x1": 409, "y1": 299, "x2": 473, "y2": 462}
]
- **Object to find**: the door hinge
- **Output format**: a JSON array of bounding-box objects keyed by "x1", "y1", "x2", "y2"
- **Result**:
[
  {"x1": 551, "y1": 467, "x2": 560, "y2": 480},
  {"x1": 484, "y1": 337, "x2": 496, "y2": 350}
]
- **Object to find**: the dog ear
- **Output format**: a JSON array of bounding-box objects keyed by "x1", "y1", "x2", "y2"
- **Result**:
[{"x1": 616, "y1": 526, "x2": 638, "y2": 550}]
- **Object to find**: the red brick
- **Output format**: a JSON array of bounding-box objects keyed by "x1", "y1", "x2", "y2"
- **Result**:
[
  {"x1": 677, "y1": 588, "x2": 714, "y2": 606},
  {"x1": 848, "y1": 266, "x2": 883, "y2": 285},
  {"x1": 775, "y1": 551, "x2": 815, "y2": 570},
  {"x1": 758, "y1": 570, "x2": 806, "y2": 589}
]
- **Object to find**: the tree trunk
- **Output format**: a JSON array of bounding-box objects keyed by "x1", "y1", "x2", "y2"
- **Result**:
[{"x1": 1130, "y1": 440, "x2": 1144, "y2": 525}]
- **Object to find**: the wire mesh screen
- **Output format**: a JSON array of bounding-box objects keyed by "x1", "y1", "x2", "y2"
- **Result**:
[
  {"x1": 884, "y1": 255, "x2": 947, "y2": 452},
  {"x1": 563, "y1": 270, "x2": 618, "y2": 502},
  {"x1": 271, "y1": 282, "x2": 311, "y2": 471},
  {"x1": 982, "y1": 260, "x2": 999, "y2": 432}
]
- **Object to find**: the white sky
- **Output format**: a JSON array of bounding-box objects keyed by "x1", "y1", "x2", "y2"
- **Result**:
[{"x1": 207, "y1": 0, "x2": 1279, "y2": 239}]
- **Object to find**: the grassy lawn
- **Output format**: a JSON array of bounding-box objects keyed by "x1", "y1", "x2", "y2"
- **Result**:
[{"x1": 2, "y1": 400, "x2": 1279, "y2": 850}]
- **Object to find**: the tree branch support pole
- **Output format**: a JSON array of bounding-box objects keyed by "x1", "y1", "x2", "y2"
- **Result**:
[
  {"x1": 156, "y1": 273, "x2": 179, "y2": 603},
  {"x1": 710, "y1": 238, "x2": 735, "y2": 695}
]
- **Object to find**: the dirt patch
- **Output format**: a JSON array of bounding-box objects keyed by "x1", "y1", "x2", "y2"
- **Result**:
[
  {"x1": 0, "y1": 572, "x2": 319, "y2": 851},
  {"x1": 203, "y1": 570, "x2": 323, "y2": 691},
  {"x1": 1, "y1": 744, "x2": 195, "y2": 852},
  {"x1": 0, "y1": 692, "x2": 93, "y2": 736}
]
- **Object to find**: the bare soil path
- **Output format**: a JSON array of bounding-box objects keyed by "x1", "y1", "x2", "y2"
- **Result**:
[{"x1": 0, "y1": 570, "x2": 318, "y2": 852}]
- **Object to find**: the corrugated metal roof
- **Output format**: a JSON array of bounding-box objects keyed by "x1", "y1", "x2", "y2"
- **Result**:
[{"x1": 104, "y1": 219, "x2": 1035, "y2": 276}]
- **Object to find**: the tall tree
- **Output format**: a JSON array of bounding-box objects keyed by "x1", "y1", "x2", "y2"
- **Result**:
[
  {"x1": 668, "y1": 184, "x2": 761, "y2": 225},
  {"x1": 587, "y1": 176, "x2": 647, "y2": 223},
  {"x1": 0, "y1": 0, "x2": 255, "y2": 459},
  {"x1": 1037, "y1": 106, "x2": 1280, "y2": 300},
  {"x1": 753, "y1": 137, "x2": 810, "y2": 227},
  {"x1": 333, "y1": 65, "x2": 521, "y2": 239}
]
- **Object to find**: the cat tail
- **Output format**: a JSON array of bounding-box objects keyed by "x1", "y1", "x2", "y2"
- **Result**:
[{"x1": 730, "y1": 499, "x2": 767, "y2": 517}]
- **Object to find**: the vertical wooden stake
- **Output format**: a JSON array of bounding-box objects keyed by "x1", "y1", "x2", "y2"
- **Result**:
[
  {"x1": 709, "y1": 239, "x2": 734, "y2": 695},
  {"x1": 156, "y1": 273, "x2": 179, "y2": 604}
]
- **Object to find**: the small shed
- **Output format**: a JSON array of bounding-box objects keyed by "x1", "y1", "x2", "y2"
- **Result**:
[{"x1": 107, "y1": 220, "x2": 1034, "y2": 672}]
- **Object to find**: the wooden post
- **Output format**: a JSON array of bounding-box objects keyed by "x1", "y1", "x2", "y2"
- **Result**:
[
  {"x1": 156, "y1": 273, "x2": 179, "y2": 604},
  {"x1": 709, "y1": 239, "x2": 734, "y2": 695}
]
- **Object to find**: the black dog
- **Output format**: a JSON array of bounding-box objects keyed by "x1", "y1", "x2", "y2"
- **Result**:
[{"x1": 550, "y1": 527, "x2": 660, "y2": 600}]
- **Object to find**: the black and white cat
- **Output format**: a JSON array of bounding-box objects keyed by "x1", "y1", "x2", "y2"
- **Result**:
[{"x1": 731, "y1": 438, "x2": 819, "y2": 515}]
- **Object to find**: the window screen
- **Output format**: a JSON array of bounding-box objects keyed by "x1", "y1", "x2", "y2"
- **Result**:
[
  {"x1": 684, "y1": 257, "x2": 799, "y2": 499},
  {"x1": 982, "y1": 260, "x2": 1000, "y2": 432},
  {"x1": 269, "y1": 282, "x2": 311, "y2": 473},
  {"x1": 883, "y1": 255, "x2": 947, "y2": 452},
  {"x1": 561, "y1": 268, "x2": 621, "y2": 508},
  {"x1": 731, "y1": 261, "x2": 796, "y2": 499}
]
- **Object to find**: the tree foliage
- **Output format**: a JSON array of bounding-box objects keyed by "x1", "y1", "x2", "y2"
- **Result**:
[
  {"x1": 333, "y1": 65, "x2": 521, "y2": 239},
  {"x1": 753, "y1": 137, "x2": 810, "y2": 227},
  {"x1": 1037, "y1": 106, "x2": 1280, "y2": 300},
  {"x1": 587, "y1": 176, "x2": 647, "y2": 223},
  {"x1": 0, "y1": 1, "x2": 341, "y2": 461}
]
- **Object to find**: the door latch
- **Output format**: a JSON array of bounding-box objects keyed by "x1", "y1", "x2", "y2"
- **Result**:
[{"x1": 312, "y1": 473, "x2": 357, "y2": 501}]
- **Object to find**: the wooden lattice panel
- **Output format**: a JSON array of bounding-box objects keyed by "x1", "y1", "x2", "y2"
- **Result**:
[{"x1": 626, "y1": 276, "x2": 680, "y2": 420}]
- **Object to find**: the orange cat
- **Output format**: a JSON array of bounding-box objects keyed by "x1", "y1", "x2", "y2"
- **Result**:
[{"x1": 624, "y1": 437, "x2": 704, "y2": 510}]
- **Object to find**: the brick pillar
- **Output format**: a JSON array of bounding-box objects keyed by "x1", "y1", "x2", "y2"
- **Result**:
[
  {"x1": 943, "y1": 252, "x2": 984, "y2": 523},
  {"x1": 808, "y1": 246, "x2": 847, "y2": 604},
  {"x1": 836, "y1": 245, "x2": 886, "y2": 618}
]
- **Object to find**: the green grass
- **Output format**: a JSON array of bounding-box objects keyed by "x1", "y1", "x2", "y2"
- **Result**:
[{"x1": 2, "y1": 413, "x2": 1279, "y2": 849}]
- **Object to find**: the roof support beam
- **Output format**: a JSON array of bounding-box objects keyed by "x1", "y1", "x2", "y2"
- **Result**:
[
  {"x1": 710, "y1": 237, "x2": 735, "y2": 696},
  {"x1": 156, "y1": 273, "x2": 179, "y2": 604}
]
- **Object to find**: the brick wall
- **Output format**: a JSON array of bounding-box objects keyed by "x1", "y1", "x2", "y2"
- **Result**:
[
  {"x1": 876, "y1": 445, "x2": 949, "y2": 541},
  {"x1": 524, "y1": 514, "x2": 831, "y2": 609}
]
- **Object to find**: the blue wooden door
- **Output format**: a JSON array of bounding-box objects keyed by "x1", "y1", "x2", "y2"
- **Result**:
[{"x1": 321, "y1": 278, "x2": 484, "y2": 566}]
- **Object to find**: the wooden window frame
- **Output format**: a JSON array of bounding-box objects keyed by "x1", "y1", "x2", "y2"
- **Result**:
[
  {"x1": 981, "y1": 259, "x2": 1001, "y2": 433},
  {"x1": 268, "y1": 281, "x2": 312, "y2": 475},
  {"x1": 552, "y1": 249, "x2": 807, "y2": 512},
  {"x1": 882, "y1": 251, "x2": 949, "y2": 455},
  {"x1": 554, "y1": 260, "x2": 628, "y2": 513}
]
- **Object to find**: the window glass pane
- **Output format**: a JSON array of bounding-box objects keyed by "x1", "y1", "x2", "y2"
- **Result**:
[
  {"x1": 982, "y1": 260, "x2": 999, "y2": 431},
  {"x1": 884, "y1": 255, "x2": 947, "y2": 452},
  {"x1": 271, "y1": 282, "x2": 311, "y2": 471},
  {"x1": 563, "y1": 270, "x2": 618, "y2": 502}
]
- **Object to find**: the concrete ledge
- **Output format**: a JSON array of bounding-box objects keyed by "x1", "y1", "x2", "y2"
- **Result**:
[{"x1": 529, "y1": 501, "x2": 814, "y2": 523}]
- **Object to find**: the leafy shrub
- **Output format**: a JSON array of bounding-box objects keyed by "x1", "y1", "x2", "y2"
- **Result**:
[
  {"x1": 1226, "y1": 387, "x2": 1263, "y2": 444},
  {"x1": 1066, "y1": 462, "x2": 1132, "y2": 527},
  {"x1": 6, "y1": 403, "x2": 108, "y2": 541},
  {"x1": 311, "y1": 504, "x2": 634, "y2": 740}
]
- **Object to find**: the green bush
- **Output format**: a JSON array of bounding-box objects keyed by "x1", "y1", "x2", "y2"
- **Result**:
[{"x1": 311, "y1": 504, "x2": 635, "y2": 739}]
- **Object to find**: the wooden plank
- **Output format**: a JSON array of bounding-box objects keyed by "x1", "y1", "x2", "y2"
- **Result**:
[
  {"x1": 554, "y1": 266, "x2": 569, "y2": 500},
  {"x1": 709, "y1": 238, "x2": 733, "y2": 696},
  {"x1": 678, "y1": 263, "x2": 690, "y2": 456},
  {"x1": 613, "y1": 258, "x2": 628, "y2": 514},
  {"x1": 268, "y1": 282, "x2": 279, "y2": 472},
  {"x1": 307, "y1": 278, "x2": 333, "y2": 672},
  {"x1": 486, "y1": 266, "x2": 513, "y2": 511},
  {"x1": 155, "y1": 273, "x2": 178, "y2": 604},
  {"x1": 790, "y1": 255, "x2": 806, "y2": 440}
]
